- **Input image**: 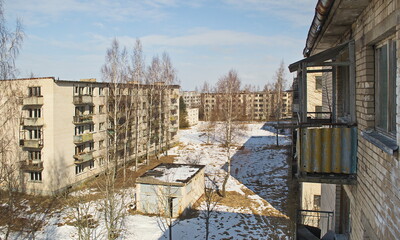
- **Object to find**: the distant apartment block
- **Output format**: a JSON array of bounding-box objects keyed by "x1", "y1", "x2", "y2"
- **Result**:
[
  {"x1": 186, "y1": 108, "x2": 199, "y2": 126},
  {"x1": 0, "y1": 77, "x2": 180, "y2": 195},
  {"x1": 201, "y1": 91, "x2": 292, "y2": 121},
  {"x1": 181, "y1": 91, "x2": 201, "y2": 108}
]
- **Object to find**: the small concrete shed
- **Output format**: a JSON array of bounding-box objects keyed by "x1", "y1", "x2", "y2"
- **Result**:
[{"x1": 136, "y1": 163, "x2": 205, "y2": 217}]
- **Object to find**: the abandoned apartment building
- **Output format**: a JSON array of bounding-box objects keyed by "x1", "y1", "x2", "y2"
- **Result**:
[
  {"x1": 289, "y1": 0, "x2": 400, "y2": 239},
  {"x1": 200, "y1": 90, "x2": 293, "y2": 121},
  {"x1": 0, "y1": 77, "x2": 180, "y2": 195}
]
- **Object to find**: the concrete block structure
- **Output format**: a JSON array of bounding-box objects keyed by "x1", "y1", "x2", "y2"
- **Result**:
[
  {"x1": 0, "y1": 77, "x2": 180, "y2": 195},
  {"x1": 186, "y1": 108, "x2": 199, "y2": 126},
  {"x1": 136, "y1": 163, "x2": 205, "y2": 217},
  {"x1": 289, "y1": 0, "x2": 400, "y2": 239}
]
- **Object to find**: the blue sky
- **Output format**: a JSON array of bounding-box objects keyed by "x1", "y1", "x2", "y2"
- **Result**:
[{"x1": 7, "y1": 0, "x2": 316, "y2": 90}]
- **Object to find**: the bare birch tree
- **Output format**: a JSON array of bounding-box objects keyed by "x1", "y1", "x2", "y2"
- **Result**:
[
  {"x1": 216, "y1": 70, "x2": 241, "y2": 197},
  {"x1": 202, "y1": 176, "x2": 221, "y2": 240},
  {"x1": 0, "y1": 1, "x2": 24, "y2": 239},
  {"x1": 129, "y1": 39, "x2": 145, "y2": 171},
  {"x1": 144, "y1": 56, "x2": 161, "y2": 163},
  {"x1": 100, "y1": 39, "x2": 129, "y2": 239}
]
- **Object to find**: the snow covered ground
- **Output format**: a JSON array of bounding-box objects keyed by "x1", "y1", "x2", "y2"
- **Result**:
[{"x1": 3, "y1": 122, "x2": 295, "y2": 239}]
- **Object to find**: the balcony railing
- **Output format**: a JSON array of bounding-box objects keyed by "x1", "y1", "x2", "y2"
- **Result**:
[
  {"x1": 73, "y1": 133, "x2": 94, "y2": 144},
  {"x1": 20, "y1": 161, "x2": 44, "y2": 171},
  {"x1": 73, "y1": 115, "x2": 93, "y2": 124},
  {"x1": 21, "y1": 139, "x2": 43, "y2": 149},
  {"x1": 23, "y1": 96, "x2": 43, "y2": 105},
  {"x1": 73, "y1": 151, "x2": 94, "y2": 163},
  {"x1": 294, "y1": 125, "x2": 357, "y2": 184},
  {"x1": 21, "y1": 118, "x2": 44, "y2": 126},
  {"x1": 73, "y1": 95, "x2": 93, "y2": 105}
]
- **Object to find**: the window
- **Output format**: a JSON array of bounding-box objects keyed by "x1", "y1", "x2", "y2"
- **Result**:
[
  {"x1": 75, "y1": 164, "x2": 84, "y2": 174},
  {"x1": 99, "y1": 140, "x2": 104, "y2": 149},
  {"x1": 75, "y1": 145, "x2": 84, "y2": 155},
  {"x1": 28, "y1": 129, "x2": 41, "y2": 139},
  {"x1": 75, "y1": 86, "x2": 84, "y2": 95},
  {"x1": 375, "y1": 38, "x2": 397, "y2": 135},
  {"x1": 89, "y1": 142, "x2": 94, "y2": 150},
  {"x1": 99, "y1": 87, "x2": 104, "y2": 96},
  {"x1": 75, "y1": 125, "x2": 84, "y2": 135},
  {"x1": 99, "y1": 105, "x2": 104, "y2": 114},
  {"x1": 28, "y1": 108, "x2": 41, "y2": 118},
  {"x1": 75, "y1": 106, "x2": 84, "y2": 116},
  {"x1": 315, "y1": 76, "x2": 322, "y2": 90},
  {"x1": 89, "y1": 124, "x2": 95, "y2": 132},
  {"x1": 313, "y1": 194, "x2": 321, "y2": 209},
  {"x1": 28, "y1": 87, "x2": 41, "y2": 97},
  {"x1": 98, "y1": 157, "x2": 105, "y2": 166},
  {"x1": 89, "y1": 106, "x2": 94, "y2": 114},
  {"x1": 89, "y1": 160, "x2": 95, "y2": 169},
  {"x1": 30, "y1": 172, "x2": 42, "y2": 181},
  {"x1": 99, "y1": 122, "x2": 105, "y2": 131},
  {"x1": 28, "y1": 151, "x2": 41, "y2": 161}
]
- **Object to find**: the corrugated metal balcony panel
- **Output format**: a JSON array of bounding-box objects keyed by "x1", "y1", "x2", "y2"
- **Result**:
[{"x1": 298, "y1": 126, "x2": 357, "y2": 174}]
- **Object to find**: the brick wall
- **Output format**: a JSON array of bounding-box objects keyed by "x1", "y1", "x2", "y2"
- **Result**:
[{"x1": 347, "y1": 0, "x2": 400, "y2": 239}]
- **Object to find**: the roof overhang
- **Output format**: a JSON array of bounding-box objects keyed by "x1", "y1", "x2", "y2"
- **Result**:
[{"x1": 304, "y1": 0, "x2": 371, "y2": 57}]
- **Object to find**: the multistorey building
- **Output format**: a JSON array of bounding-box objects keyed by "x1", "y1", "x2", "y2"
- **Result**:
[
  {"x1": 201, "y1": 90, "x2": 292, "y2": 121},
  {"x1": 289, "y1": 0, "x2": 400, "y2": 239},
  {"x1": 180, "y1": 91, "x2": 201, "y2": 108},
  {"x1": 1, "y1": 77, "x2": 179, "y2": 195}
]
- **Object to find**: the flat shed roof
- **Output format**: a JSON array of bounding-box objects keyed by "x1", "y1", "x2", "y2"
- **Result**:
[{"x1": 136, "y1": 163, "x2": 205, "y2": 186}]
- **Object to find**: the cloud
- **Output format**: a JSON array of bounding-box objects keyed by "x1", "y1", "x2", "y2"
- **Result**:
[
  {"x1": 222, "y1": 0, "x2": 316, "y2": 26},
  {"x1": 140, "y1": 28, "x2": 300, "y2": 48},
  {"x1": 7, "y1": 0, "x2": 208, "y2": 26}
]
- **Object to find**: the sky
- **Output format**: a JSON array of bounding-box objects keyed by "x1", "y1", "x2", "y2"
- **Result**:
[{"x1": 6, "y1": 0, "x2": 317, "y2": 91}]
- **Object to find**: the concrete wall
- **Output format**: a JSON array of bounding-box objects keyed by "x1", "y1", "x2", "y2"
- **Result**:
[
  {"x1": 136, "y1": 168, "x2": 205, "y2": 217},
  {"x1": 187, "y1": 108, "x2": 199, "y2": 126}
]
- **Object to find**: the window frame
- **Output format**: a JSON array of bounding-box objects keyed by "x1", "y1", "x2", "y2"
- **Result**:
[{"x1": 375, "y1": 36, "x2": 397, "y2": 137}]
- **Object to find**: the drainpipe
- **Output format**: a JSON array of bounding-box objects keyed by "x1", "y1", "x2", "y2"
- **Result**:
[{"x1": 303, "y1": 0, "x2": 335, "y2": 57}]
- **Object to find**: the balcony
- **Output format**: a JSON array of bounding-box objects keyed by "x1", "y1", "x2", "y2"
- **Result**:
[
  {"x1": 73, "y1": 151, "x2": 94, "y2": 163},
  {"x1": 21, "y1": 139, "x2": 43, "y2": 149},
  {"x1": 170, "y1": 105, "x2": 178, "y2": 111},
  {"x1": 73, "y1": 95, "x2": 93, "y2": 105},
  {"x1": 169, "y1": 127, "x2": 178, "y2": 132},
  {"x1": 73, "y1": 115, "x2": 93, "y2": 124},
  {"x1": 73, "y1": 133, "x2": 94, "y2": 144},
  {"x1": 20, "y1": 161, "x2": 44, "y2": 171},
  {"x1": 294, "y1": 125, "x2": 357, "y2": 184},
  {"x1": 21, "y1": 118, "x2": 44, "y2": 126},
  {"x1": 23, "y1": 96, "x2": 43, "y2": 105}
]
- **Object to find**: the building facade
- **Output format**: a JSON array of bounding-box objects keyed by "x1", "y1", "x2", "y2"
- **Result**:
[
  {"x1": 201, "y1": 91, "x2": 292, "y2": 121},
  {"x1": 290, "y1": 0, "x2": 399, "y2": 239},
  {"x1": 186, "y1": 108, "x2": 199, "y2": 127},
  {"x1": 181, "y1": 91, "x2": 201, "y2": 108},
  {"x1": 0, "y1": 77, "x2": 180, "y2": 195}
]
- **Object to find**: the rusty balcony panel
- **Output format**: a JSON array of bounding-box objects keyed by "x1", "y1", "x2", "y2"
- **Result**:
[
  {"x1": 22, "y1": 139, "x2": 43, "y2": 149},
  {"x1": 73, "y1": 151, "x2": 94, "y2": 163},
  {"x1": 73, "y1": 133, "x2": 94, "y2": 144},
  {"x1": 21, "y1": 118, "x2": 44, "y2": 126},
  {"x1": 73, "y1": 95, "x2": 93, "y2": 105},
  {"x1": 296, "y1": 126, "x2": 357, "y2": 181},
  {"x1": 21, "y1": 161, "x2": 44, "y2": 171},
  {"x1": 73, "y1": 115, "x2": 93, "y2": 124},
  {"x1": 23, "y1": 96, "x2": 44, "y2": 105}
]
